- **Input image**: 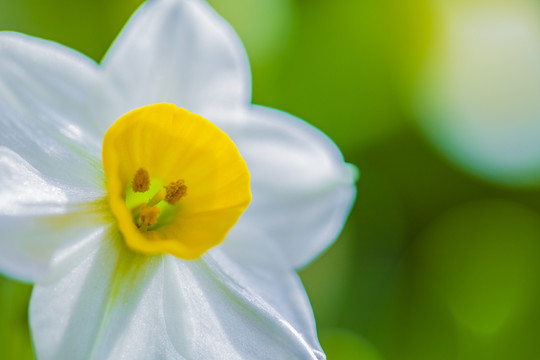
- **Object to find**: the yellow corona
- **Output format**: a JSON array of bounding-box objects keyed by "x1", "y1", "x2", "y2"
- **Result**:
[{"x1": 102, "y1": 103, "x2": 251, "y2": 259}]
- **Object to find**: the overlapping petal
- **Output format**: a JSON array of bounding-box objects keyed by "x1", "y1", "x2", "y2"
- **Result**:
[
  {"x1": 0, "y1": 148, "x2": 105, "y2": 282},
  {"x1": 31, "y1": 228, "x2": 324, "y2": 359},
  {"x1": 101, "y1": 0, "x2": 251, "y2": 123},
  {"x1": 224, "y1": 106, "x2": 357, "y2": 269},
  {"x1": 163, "y1": 250, "x2": 324, "y2": 359},
  {"x1": 0, "y1": 33, "x2": 106, "y2": 282},
  {"x1": 0, "y1": 32, "x2": 102, "y2": 189},
  {"x1": 30, "y1": 232, "x2": 179, "y2": 360},
  {"x1": 214, "y1": 226, "x2": 325, "y2": 358}
]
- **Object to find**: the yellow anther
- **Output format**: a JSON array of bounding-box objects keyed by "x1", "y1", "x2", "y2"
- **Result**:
[
  {"x1": 132, "y1": 168, "x2": 150, "y2": 193},
  {"x1": 164, "y1": 179, "x2": 188, "y2": 205},
  {"x1": 139, "y1": 204, "x2": 161, "y2": 231}
]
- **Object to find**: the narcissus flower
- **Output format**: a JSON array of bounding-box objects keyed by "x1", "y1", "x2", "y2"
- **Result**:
[{"x1": 0, "y1": 0, "x2": 356, "y2": 359}]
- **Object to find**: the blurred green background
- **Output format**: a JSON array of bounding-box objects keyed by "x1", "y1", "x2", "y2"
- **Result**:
[{"x1": 3, "y1": 0, "x2": 540, "y2": 359}]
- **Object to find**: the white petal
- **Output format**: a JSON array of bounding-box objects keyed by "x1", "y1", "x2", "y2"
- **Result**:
[
  {"x1": 0, "y1": 32, "x2": 103, "y2": 189},
  {"x1": 31, "y1": 235, "x2": 182, "y2": 360},
  {"x1": 225, "y1": 106, "x2": 357, "y2": 269},
  {"x1": 31, "y1": 231, "x2": 325, "y2": 359},
  {"x1": 0, "y1": 32, "x2": 106, "y2": 282},
  {"x1": 204, "y1": 226, "x2": 325, "y2": 359},
  {"x1": 164, "y1": 242, "x2": 325, "y2": 359},
  {"x1": 101, "y1": 0, "x2": 251, "y2": 122},
  {"x1": 0, "y1": 148, "x2": 105, "y2": 282}
]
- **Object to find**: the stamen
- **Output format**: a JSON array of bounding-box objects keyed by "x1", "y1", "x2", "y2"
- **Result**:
[
  {"x1": 130, "y1": 173, "x2": 187, "y2": 232},
  {"x1": 132, "y1": 168, "x2": 150, "y2": 193},
  {"x1": 164, "y1": 179, "x2": 188, "y2": 205},
  {"x1": 139, "y1": 204, "x2": 161, "y2": 231}
]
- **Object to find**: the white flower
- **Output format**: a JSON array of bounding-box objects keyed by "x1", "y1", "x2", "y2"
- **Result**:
[{"x1": 0, "y1": 0, "x2": 356, "y2": 359}]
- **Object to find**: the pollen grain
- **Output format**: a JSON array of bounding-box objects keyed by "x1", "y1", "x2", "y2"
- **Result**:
[
  {"x1": 164, "y1": 179, "x2": 188, "y2": 205},
  {"x1": 132, "y1": 168, "x2": 150, "y2": 193}
]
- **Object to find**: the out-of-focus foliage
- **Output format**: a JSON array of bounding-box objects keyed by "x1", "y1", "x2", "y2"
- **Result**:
[
  {"x1": 209, "y1": 0, "x2": 294, "y2": 64},
  {"x1": 3, "y1": 0, "x2": 540, "y2": 359},
  {"x1": 320, "y1": 328, "x2": 383, "y2": 360},
  {"x1": 0, "y1": 277, "x2": 33, "y2": 360}
]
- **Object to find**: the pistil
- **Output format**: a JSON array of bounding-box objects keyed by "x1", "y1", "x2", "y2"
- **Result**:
[{"x1": 139, "y1": 204, "x2": 161, "y2": 231}]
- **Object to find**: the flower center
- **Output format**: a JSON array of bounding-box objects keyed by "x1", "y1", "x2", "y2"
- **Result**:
[
  {"x1": 102, "y1": 103, "x2": 251, "y2": 259},
  {"x1": 128, "y1": 167, "x2": 188, "y2": 231}
]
